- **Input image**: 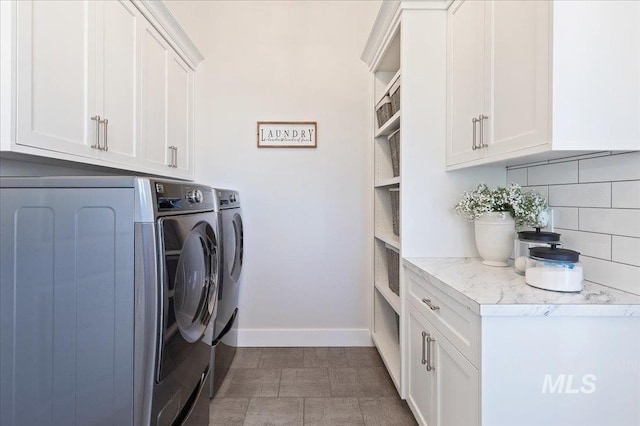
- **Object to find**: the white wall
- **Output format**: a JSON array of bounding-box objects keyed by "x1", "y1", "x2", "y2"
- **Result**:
[
  {"x1": 507, "y1": 151, "x2": 640, "y2": 295},
  {"x1": 167, "y1": 0, "x2": 380, "y2": 346}
]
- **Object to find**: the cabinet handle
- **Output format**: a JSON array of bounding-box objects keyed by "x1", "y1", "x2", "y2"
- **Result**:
[
  {"x1": 100, "y1": 118, "x2": 109, "y2": 151},
  {"x1": 479, "y1": 114, "x2": 488, "y2": 148},
  {"x1": 426, "y1": 334, "x2": 435, "y2": 372},
  {"x1": 421, "y1": 331, "x2": 427, "y2": 365},
  {"x1": 174, "y1": 147, "x2": 178, "y2": 168},
  {"x1": 471, "y1": 117, "x2": 479, "y2": 150},
  {"x1": 168, "y1": 146, "x2": 175, "y2": 167},
  {"x1": 90, "y1": 115, "x2": 101, "y2": 149},
  {"x1": 422, "y1": 298, "x2": 440, "y2": 311}
]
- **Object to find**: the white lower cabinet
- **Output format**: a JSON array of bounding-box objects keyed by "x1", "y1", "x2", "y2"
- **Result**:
[
  {"x1": 405, "y1": 265, "x2": 640, "y2": 426},
  {"x1": 408, "y1": 303, "x2": 479, "y2": 426}
]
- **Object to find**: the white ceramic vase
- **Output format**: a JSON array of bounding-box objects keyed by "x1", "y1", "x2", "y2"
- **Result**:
[{"x1": 474, "y1": 212, "x2": 516, "y2": 267}]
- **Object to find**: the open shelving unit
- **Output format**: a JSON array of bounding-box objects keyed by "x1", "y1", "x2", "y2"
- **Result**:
[{"x1": 369, "y1": 24, "x2": 402, "y2": 392}]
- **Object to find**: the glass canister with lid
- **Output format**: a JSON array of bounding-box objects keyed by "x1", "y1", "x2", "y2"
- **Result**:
[{"x1": 524, "y1": 244, "x2": 583, "y2": 292}]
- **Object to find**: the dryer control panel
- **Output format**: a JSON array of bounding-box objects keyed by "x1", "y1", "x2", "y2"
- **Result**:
[{"x1": 154, "y1": 180, "x2": 215, "y2": 213}]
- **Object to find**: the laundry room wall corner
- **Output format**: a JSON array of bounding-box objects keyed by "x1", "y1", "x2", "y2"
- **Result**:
[{"x1": 166, "y1": 0, "x2": 380, "y2": 346}]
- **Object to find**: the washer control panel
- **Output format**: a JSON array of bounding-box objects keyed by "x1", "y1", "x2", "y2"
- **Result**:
[{"x1": 154, "y1": 181, "x2": 214, "y2": 213}]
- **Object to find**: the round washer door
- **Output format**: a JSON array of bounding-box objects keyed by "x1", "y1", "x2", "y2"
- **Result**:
[
  {"x1": 228, "y1": 212, "x2": 243, "y2": 282},
  {"x1": 173, "y1": 221, "x2": 218, "y2": 342}
]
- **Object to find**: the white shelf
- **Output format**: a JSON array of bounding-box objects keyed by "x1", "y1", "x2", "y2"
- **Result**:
[
  {"x1": 375, "y1": 280, "x2": 400, "y2": 314},
  {"x1": 372, "y1": 328, "x2": 401, "y2": 391},
  {"x1": 375, "y1": 231, "x2": 400, "y2": 250},
  {"x1": 374, "y1": 176, "x2": 400, "y2": 187},
  {"x1": 375, "y1": 68, "x2": 402, "y2": 106},
  {"x1": 375, "y1": 111, "x2": 401, "y2": 137}
]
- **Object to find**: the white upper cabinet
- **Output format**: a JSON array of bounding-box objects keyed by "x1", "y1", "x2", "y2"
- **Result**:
[
  {"x1": 96, "y1": 0, "x2": 140, "y2": 166},
  {"x1": 446, "y1": 0, "x2": 640, "y2": 169},
  {"x1": 140, "y1": 21, "x2": 171, "y2": 171},
  {"x1": 2, "y1": 0, "x2": 203, "y2": 180},
  {"x1": 446, "y1": 0, "x2": 485, "y2": 166},
  {"x1": 15, "y1": 0, "x2": 97, "y2": 158},
  {"x1": 167, "y1": 55, "x2": 193, "y2": 174}
]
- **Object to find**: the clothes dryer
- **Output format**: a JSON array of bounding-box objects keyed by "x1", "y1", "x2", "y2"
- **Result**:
[{"x1": 209, "y1": 189, "x2": 243, "y2": 398}]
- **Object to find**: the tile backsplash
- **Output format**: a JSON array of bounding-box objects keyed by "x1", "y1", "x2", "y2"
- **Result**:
[{"x1": 507, "y1": 151, "x2": 640, "y2": 295}]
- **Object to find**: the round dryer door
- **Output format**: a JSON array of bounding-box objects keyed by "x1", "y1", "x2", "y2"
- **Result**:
[
  {"x1": 173, "y1": 221, "x2": 218, "y2": 342},
  {"x1": 228, "y1": 213, "x2": 244, "y2": 282}
]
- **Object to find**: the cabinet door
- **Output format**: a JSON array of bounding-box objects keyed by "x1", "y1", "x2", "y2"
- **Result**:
[
  {"x1": 446, "y1": 0, "x2": 485, "y2": 166},
  {"x1": 167, "y1": 54, "x2": 194, "y2": 178},
  {"x1": 484, "y1": 0, "x2": 550, "y2": 157},
  {"x1": 16, "y1": 0, "x2": 98, "y2": 157},
  {"x1": 0, "y1": 188, "x2": 135, "y2": 426},
  {"x1": 431, "y1": 324, "x2": 479, "y2": 426},
  {"x1": 95, "y1": 0, "x2": 140, "y2": 166},
  {"x1": 407, "y1": 307, "x2": 436, "y2": 426},
  {"x1": 140, "y1": 20, "x2": 171, "y2": 171}
]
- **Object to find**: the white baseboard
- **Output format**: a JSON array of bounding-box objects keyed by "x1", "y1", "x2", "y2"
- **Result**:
[{"x1": 237, "y1": 328, "x2": 373, "y2": 347}]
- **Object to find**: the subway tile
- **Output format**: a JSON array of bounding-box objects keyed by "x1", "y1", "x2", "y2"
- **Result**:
[
  {"x1": 507, "y1": 168, "x2": 527, "y2": 186},
  {"x1": 559, "y1": 229, "x2": 611, "y2": 260},
  {"x1": 579, "y1": 208, "x2": 640, "y2": 238},
  {"x1": 552, "y1": 207, "x2": 579, "y2": 230},
  {"x1": 612, "y1": 236, "x2": 640, "y2": 267},
  {"x1": 547, "y1": 151, "x2": 611, "y2": 164},
  {"x1": 522, "y1": 185, "x2": 549, "y2": 201},
  {"x1": 581, "y1": 256, "x2": 640, "y2": 296},
  {"x1": 528, "y1": 161, "x2": 578, "y2": 185},
  {"x1": 612, "y1": 180, "x2": 640, "y2": 208},
  {"x1": 548, "y1": 183, "x2": 611, "y2": 208},
  {"x1": 579, "y1": 152, "x2": 640, "y2": 183}
]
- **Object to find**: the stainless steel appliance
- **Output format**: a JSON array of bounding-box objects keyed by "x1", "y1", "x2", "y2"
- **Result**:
[
  {"x1": 0, "y1": 177, "x2": 218, "y2": 426},
  {"x1": 209, "y1": 189, "x2": 243, "y2": 398}
]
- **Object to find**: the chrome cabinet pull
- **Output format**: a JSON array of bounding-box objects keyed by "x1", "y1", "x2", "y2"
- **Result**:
[
  {"x1": 90, "y1": 115, "x2": 101, "y2": 149},
  {"x1": 472, "y1": 117, "x2": 478, "y2": 150},
  {"x1": 174, "y1": 146, "x2": 178, "y2": 168},
  {"x1": 422, "y1": 298, "x2": 440, "y2": 311},
  {"x1": 168, "y1": 146, "x2": 176, "y2": 167},
  {"x1": 426, "y1": 334, "x2": 435, "y2": 371},
  {"x1": 421, "y1": 331, "x2": 427, "y2": 365},
  {"x1": 479, "y1": 114, "x2": 488, "y2": 148},
  {"x1": 100, "y1": 118, "x2": 109, "y2": 151}
]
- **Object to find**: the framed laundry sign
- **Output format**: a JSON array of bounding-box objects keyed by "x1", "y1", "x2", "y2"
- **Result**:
[{"x1": 257, "y1": 121, "x2": 317, "y2": 148}]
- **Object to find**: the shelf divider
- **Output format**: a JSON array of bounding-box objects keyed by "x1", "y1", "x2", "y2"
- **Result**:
[
  {"x1": 374, "y1": 177, "x2": 400, "y2": 188},
  {"x1": 374, "y1": 111, "x2": 401, "y2": 138},
  {"x1": 375, "y1": 280, "x2": 400, "y2": 313},
  {"x1": 374, "y1": 231, "x2": 400, "y2": 250}
]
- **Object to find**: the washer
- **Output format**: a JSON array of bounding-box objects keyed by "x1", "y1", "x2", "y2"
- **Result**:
[
  {"x1": 209, "y1": 189, "x2": 244, "y2": 398},
  {"x1": 0, "y1": 176, "x2": 219, "y2": 426},
  {"x1": 150, "y1": 179, "x2": 220, "y2": 425}
]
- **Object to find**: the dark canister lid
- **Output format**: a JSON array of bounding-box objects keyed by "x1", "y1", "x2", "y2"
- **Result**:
[
  {"x1": 518, "y1": 227, "x2": 561, "y2": 243},
  {"x1": 529, "y1": 243, "x2": 580, "y2": 262}
]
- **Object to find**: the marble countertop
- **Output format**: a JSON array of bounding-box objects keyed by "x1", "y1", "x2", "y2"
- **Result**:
[{"x1": 404, "y1": 257, "x2": 640, "y2": 317}]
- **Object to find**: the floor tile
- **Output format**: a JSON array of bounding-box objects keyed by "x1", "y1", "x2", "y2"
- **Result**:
[
  {"x1": 303, "y1": 347, "x2": 349, "y2": 367},
  {"x1": 278, "y1": 368, "x2": 331, "y2": 397},
  {"x1": 359, "y1": 397, "x2": 417, "y2": 426},
  {"x1": 258, "y1": 347, "x2": 304, "y2": 368},
  {"x1": 216, "y1": 368, "x2": 281, "y2": 398},
  {"x1": 328, "y1": 367, "x2": 397, "y2": 398},
  {"x1": 304, "y1": 397, "x2": 365, "y2": 425},
  {"x1": 209, "y1": 397, "x2": 248, "y2": 425},
  {"x1": 229, "y1": 347, "x2": 262, "y2": 369},
  {"x1": 243, "y1": 397, "x2": 303, "y2": 426},
  {"x1": 345, "y1": 347, "x2": 384, "y2": 367}
]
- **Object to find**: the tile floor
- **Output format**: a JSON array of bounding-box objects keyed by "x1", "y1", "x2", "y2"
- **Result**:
[{"x1": 209, "y1": 347, "x2": 417, "y2": 425}]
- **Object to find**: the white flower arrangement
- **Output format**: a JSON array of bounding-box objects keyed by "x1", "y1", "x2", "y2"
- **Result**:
[{"x1": 454, "y1": 183, "x2": 547, "y2": 228}]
